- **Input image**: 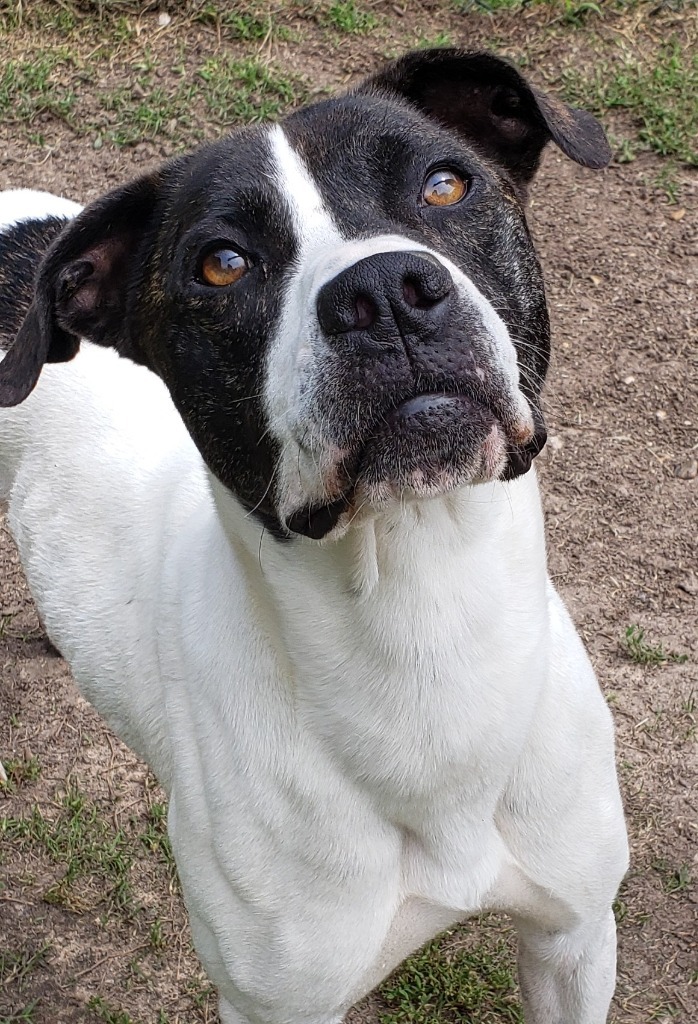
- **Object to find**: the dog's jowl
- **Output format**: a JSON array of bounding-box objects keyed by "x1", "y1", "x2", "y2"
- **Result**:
[{"x1": 0, "y1": 50, "x2": 628, "y2": 1024}]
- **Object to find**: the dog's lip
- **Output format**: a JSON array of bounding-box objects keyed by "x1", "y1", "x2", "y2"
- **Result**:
[{"x1": 287, "y1": 391, "x2": 506, "y2": 540}]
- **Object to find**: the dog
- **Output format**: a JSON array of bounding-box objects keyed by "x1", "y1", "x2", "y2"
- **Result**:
[{"x1": 0, "y1": 49, "x2": 628, "y2": 1024}]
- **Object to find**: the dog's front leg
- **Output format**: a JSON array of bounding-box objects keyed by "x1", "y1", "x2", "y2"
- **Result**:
[{"x1": 514, "y1": 908, "x2": 617, "y2": 1024}]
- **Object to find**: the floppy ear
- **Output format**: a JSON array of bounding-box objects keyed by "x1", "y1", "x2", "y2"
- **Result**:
[
  {"x1": 0, "y1": 172, "x2": 163, "y2": 407},
  {"x1": 360, "y1": 49, "x2": 611, "y2": 189}
]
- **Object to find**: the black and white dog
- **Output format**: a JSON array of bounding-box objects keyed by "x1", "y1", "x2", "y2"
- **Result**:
[{"x1": 0, "y1": 50, "x2": 628, "y2": 1024}]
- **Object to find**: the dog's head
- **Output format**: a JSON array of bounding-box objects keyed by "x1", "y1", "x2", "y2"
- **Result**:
[{"x1": 0, "y1": 50, "x2": 610, "y2": 540}]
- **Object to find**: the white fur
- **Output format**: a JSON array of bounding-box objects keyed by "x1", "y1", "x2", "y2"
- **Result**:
[
  {"x1": 0, "y1": 189, "x2": 82, "y2": 230},
  {"x1": 0, "y1": 191, "x2": 628, "y2": 1024}
]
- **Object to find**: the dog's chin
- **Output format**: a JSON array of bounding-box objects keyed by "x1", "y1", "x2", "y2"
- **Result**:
[{"x1": 285, "y1": 394, "x2": 543, "y2": 541}]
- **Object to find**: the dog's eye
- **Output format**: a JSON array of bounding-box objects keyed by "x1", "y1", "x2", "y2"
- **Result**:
[
  {"x1": 200, "y1": 248, "x2": 248, "y2": 287},
  {"x1": 423, "y1": 169, "x2": 467, "y2": 207}
]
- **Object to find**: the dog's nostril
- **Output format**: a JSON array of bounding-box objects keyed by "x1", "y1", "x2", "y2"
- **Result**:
[
  {"x1": 355, "y1": 295, "x2": 378, "y2": 330},
  {"x1": 402, "y1": 275, "x2": 449, "y2": 311}
]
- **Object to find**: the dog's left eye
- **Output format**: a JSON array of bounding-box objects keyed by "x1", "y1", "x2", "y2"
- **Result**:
[
  {"x1": 200, "y1": 248, "x2": 248, "y2": 287},
  {"x1": 423, "y1": 169, "x2": 467, "y2": 207}
]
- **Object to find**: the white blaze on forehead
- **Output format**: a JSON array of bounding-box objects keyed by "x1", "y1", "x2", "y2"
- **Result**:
[{"x1": 268, "y1": 124, "x2": 345, "y2": 257}]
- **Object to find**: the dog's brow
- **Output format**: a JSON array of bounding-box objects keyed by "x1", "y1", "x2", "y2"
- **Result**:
[{"x1": 269, "y1": 124, "x2": 344, "y2": 258}]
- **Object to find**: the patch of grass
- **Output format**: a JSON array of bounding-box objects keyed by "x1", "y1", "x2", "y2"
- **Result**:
[
  {"x1": 198, "y1": 56, "x2": 301, "y2": 125},
  {"x1": 0, "y1": 756, "x2": 41, "y2": 792},
  {"x1": 195, "y1": 4, "x2": 271, "y2": 41},
  {"x1": 622, "y1": 625, "x2": 688, "y2": 666},
  {"x1": 100, "y1": 78, "x2": 196, "y2": 147},
  {"x1": 0, "y1": 945, "x2": 51, "y2": 990},
  {"x1": 88, "y1": 997, "x2": 141, "y2": 1024},
  {"x1": 452, "y1": 0, "x2": 526, "y2": 11},
  {"x1": 0, "y1": 51, "x2": 77, "y2": 127},
  {"x1": 652, "y1": 858, "x2": 692, "y2": 894},
  {"x1": 562, "y1": 42, "x2": 698, "y2": 166},
  {"x1": 0, "y1": 781, "x2": 136, "y2": 912},
  {"x1": 0, "y1": 1003, "x2": 40, "y2": 1024},
  {"x1": 324, "y1": 1, "x2": 378, "y2": 35},
  {"x1": 378, "y1": 929, "x2": 523, "y2": 1024},
  {"x1": 140, "y1": 801, "x2": 177, "y2": 879},
  {"x1": 417, "y1": 31, "x2": 455, "y2": 48}
]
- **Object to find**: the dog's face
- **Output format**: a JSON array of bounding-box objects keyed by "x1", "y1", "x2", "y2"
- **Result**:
[{"x1": 0, "y1": 51, "x2": 610, "y2": 539}]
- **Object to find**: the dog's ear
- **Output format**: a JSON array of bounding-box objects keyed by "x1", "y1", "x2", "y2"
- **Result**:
[
  {"x1": 360, "y1": 49, "x2": 611, "y2": 190},
  {"x1": 0, "y1": 172, "x2": 163, "y2": 407}
]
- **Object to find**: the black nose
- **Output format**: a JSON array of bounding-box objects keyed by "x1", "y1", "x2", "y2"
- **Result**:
[{"x1": 316, "y1": 251, "x2": 453, "y2": 349}]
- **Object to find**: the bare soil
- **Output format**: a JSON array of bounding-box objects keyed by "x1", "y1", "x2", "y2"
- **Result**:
[{"x1": 1, "y1": 4, "x2": 696, "y2": 1023}]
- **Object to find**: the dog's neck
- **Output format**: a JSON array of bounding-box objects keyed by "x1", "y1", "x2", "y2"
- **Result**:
[{"x1": 208, "y1": 471, "x2": 549, "y2": 659}]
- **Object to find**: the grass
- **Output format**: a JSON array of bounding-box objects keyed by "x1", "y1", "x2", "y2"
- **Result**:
[
  {"x1": 0, "y1": 51, "x2": 77, "y2": 127},
  {"x1": 1, "y1": 781, "x2": 137, "y2": 911},
  {"x1": 88, "y1": 997, "x2": 141, "y2": 1024},
  {"x1": 622, "y1": 625, "x2": 688, "y2": 666},
  {"x1": 651, "y1": 858, "x2": 692, "y2": 895},
  {"x1": 198, "y1": 56, "x2": 301, "y2": 125},
  {"x1": 324, "y1": 1, "x2": 378, "y2": 34},
  {"x1": 378, "y1": 927, "x2": 523, "y2": 1024},
  {"x1": 0, "y1": 945, "x2": 51, "y2": 991},
  {"x1": 562, "y1": 42, "x2": 698, "y2": 166},
  {"x1": 0, "y1": 756, "x2": 41, "y2": 791}
]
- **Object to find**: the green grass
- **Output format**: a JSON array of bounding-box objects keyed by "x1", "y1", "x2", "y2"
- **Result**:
[
  {"x1": 0, "y1": 945, "x2": 51, "y2": 990},
  {"x1": 378, "y1": 929, "x2": 523, "y2": 1024},
  {"x1": 324, "y1": 1, "x2": 378, "y2": 34},
  {"x1": 651, "y1": 858, "x2": 692, "y2": 894},
  {"x1": 1, "y1": 782, "x2": 136, "y2": 911},
  {"x1": 0, "y1": 1005, "x2": 39, "y2": 1024},
  {"x1": 0, "y1": 756, "x2": 42, "y2": 792},
  {"x1": 88, "y1": 997, "x2": 141, "y2": 1024},
  {"x1": 198, "y1": 56, "x2": 301, "y2": 125},
  {"x1": 562, "y1": 41, "x2": 698, "y2": 166},
  {"x1": 0, "y1": 51, "x2": 77, "y2": 126},
  {"x1": 622, "y1": 625, "x2": 688, "y2": 666}
]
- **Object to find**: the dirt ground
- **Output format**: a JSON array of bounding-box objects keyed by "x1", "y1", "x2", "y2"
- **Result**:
[{"x1": 0, "y1": 3, "x2": 696, "y2": 1023}]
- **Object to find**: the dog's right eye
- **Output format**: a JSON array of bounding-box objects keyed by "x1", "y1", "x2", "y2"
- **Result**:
[{"x1": 200, "y1": 248, "x2": 248, "y2": 287}]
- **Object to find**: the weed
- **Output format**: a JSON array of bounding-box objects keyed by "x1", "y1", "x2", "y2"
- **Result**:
[
  {"x1": 0, "y1": 756, "x2": 41, "y2": 792},
  {"x1": 556, "y1": 0, "x2": 602, "y2": 27},
  {"x1": 325, "y1": 1, "x2": 377, "y2": 35},
  {"x1": 186, "y1": 975, "x2": 217, "y2": 1011},
  {"x1": 140, "y1": 801, "x2": 176, "y2": 878},
  {"x1": 378, "y1": 928, "x2": 523, "y2": 1024},
  {"x1": 148, "y1": 917, "x2": 166, "y2": 951},
  {"x1": 622, "y1": 625, "x2": 688, "y2": 666},
  {"x1": 0, "y1": 945, "x2": 51, "y2": 990},
  {"x1": 652, "y1": 858, "x2": 692, "y2": 894},
  {"x1": 0, "y1": 1002, "x2": 39, "y2": 1023},
  {"x1": 88, "y1": 997, "x2": 140, "y2": 1024}
]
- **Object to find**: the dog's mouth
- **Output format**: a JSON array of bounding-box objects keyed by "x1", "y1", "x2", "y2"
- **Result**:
[{"x1": 285, "y1": 390, "x2": 546, "y2": 540}]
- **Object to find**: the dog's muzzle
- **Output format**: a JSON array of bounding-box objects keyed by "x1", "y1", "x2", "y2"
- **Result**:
[{"x1": 284, "y1": 250, "x2": 545, "y2": 539}]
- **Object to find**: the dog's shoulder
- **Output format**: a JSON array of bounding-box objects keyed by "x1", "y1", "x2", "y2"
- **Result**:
[{"x1": 0, "y1": 190, "x2": 82, "y2": 345}]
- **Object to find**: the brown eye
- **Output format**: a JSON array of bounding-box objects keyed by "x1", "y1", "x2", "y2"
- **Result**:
[
  {"x1": 201, "y1": 248, "x2": 248, "y2": 287},
  {"x1": 423, "y1": 169, "x2": 467, "y2": 207}
]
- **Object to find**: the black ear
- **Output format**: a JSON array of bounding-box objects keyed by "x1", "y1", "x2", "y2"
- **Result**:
[
  {"x1": 360, "y1": 49, "x2": 611, "y2": 189},
  {"x1": 0, "y1": 172, "x2": 163, "y2": 408}
]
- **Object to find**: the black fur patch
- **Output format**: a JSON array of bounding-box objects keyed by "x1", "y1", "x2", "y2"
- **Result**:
[{"x1": 0, "y1": 217, "x2": 70, "y2": 346}]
